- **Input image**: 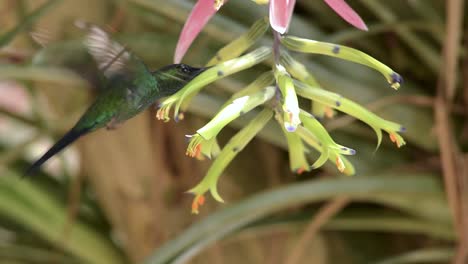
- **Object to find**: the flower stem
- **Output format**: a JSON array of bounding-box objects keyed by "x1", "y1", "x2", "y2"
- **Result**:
[{"x1": 273, "y1": 30, "x2": 281, "y2": 64}]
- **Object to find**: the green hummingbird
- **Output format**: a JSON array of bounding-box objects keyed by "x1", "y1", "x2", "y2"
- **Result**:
[{"x1": 26, "y1": 24, "x2": 206, "y2": 175}]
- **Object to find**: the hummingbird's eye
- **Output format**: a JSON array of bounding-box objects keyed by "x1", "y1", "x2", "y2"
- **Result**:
[{"x1": 179, "y1": 64, "x2": 191, "y2": 74}]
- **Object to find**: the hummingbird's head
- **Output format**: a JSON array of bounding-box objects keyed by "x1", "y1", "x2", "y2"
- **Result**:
[
  {"x1": 152, "y1": 64, "x2": 209, "y2": 97},
  {"x1": 156, "y1": 64, "x2": 207, "y2": 83}
]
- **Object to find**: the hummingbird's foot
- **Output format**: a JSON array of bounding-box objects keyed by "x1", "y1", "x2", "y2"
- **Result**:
[{"x1": 106, "y1": 118, "x2": 122, "y2": 130}]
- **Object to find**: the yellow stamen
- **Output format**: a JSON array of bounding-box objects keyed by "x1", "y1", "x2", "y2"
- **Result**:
[
  {"x1": 389, "y1": 133, "x2": 402, "y2": 148},
  {"x1": 178, "y1": 112, "x2": 185, "y2": 121},
  {"x1": 191, "y1": 194, "x2": 205, "y2": 214},
  {"x1": 336, "y1": 156, "x2": 345, "y2": 172},
  {"x1": 214, "y1": 0, "x2": 225, "y2": 10},
  {"x1": 156, "y1": 109, "x2": 164, "y2": 120},
  {"x1": 325, "y1": 107, "x2": 334, "y2": 118},
  {"x1": 296, "y1": 167, "x2": 306, "y2": 175},
  {"x1": 186, "y1": 143, "x2": 201, "y2": 158}
]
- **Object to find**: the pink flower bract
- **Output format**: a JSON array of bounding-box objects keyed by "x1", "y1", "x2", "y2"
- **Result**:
[
  {"x1": 269, "y1": 0, "x2": 296, "y2": 34},
  {"x1": 174, "y1": 0, "x2": 225, "y2": 63},
  {"x1": 323, "y1": 0, "x2": 368, "y2": 31},
  {"x1": 174, "y1": 0, "x2": 367, "y2": 62}
]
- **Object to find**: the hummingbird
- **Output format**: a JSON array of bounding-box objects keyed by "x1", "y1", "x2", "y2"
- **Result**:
[{"x1": 25, "y1": 24, "x2": 206, "y2": 175}]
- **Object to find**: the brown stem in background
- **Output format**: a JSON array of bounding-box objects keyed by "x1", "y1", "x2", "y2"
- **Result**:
[
  {"x1": 461, "y1": 30, "x2": 468, "y2": 143},
  {"x1": 457, "y1": 30, "x2": 468, "y2": 263},
  {"x1": 436, "y1": 0, "x2": 466, "y2": 263},
  {"x1": 284, "y1": 197, "x2": 350, "y2": 264}
]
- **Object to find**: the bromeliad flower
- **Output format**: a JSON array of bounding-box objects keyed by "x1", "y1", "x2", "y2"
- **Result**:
[
  {"x1": 165, "y1": 0, "x2": 406, "y2": 213},
  {"x1": 175, "y1": 0, "x2": 367, "y2": 63}
]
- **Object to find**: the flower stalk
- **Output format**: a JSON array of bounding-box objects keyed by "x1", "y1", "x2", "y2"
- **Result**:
[{"x1": 170, "y1": 0, "x2": 405, "y2": 213}]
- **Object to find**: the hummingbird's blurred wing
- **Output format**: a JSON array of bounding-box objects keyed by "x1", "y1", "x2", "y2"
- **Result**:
[
  {"x1": 30, "y1": 26, "x2": 104, "y2": 90},
  {"x1": 77, "y1": 21, "x2": 149, "y2": 80},
  {"x1": 30, "y1": 27, "x2": 56, "y2": 47}
]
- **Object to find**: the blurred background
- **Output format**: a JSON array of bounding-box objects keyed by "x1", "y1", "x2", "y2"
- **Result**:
[{"x1": 0, "y1": 0, "x2": 467, "y2": 263}]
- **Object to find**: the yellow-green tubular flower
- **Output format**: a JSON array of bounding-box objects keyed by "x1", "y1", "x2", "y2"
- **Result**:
[
  {"x1": 189, "y1": 109, "x2": 273, "y2": 214},
  {"x1": 275, "y1": 112, "x2": 310, "y2": 174},
  {"x1": 275, "y1": 110, "x2": 355, "y2": 175},
  {"x1": 186, "y1": 136, "x2": 220, "y2": 160},
  {"x1": 299, "y1": 110, "x2": 355, "y2": 173},
  {"x1": 295, "y1": 81, "x2": 406, "y2": 149},
  {"x1": 206, "y1": 17, "x2": 269, "y2": 66},
  {"x1": 186, "y1": 86, "x2": 275, "y2": 159},
  {"x1": 280, "y1": 52, "x2": 328, "y2": 119},
  {"x1": 296, "y1": 126, "x2": 355, "y2": 175},
  {"x1": 281, "y1": 36, "x2": 403, "y2": 90},
  {"x1": 275, "y1": 64, "x2": 301, "y2": 132},
  {"x1": 157, "y1": 47, "x2": 272, "y2": 121},
  {"x1": 221, "y1": 71, "x2": 275, "y2": 108}
]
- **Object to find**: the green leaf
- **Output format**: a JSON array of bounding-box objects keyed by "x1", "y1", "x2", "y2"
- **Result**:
[
  {"x1": 374, "y1": 248, "x2": 454, "y2": 264},
  {"x1": 144, "y1": 174, "x2": 446, "y2": 264},
  {"x1": 0, "y1": 170, "x2": 124, "y2": 264}
]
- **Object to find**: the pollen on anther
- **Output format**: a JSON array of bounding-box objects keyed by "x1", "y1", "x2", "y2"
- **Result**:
[
  {"x1": 156, "y1": 110, "x2": 163, "y2": 120},
  {"x1": 336, "y1": 156, "x2": 345, "y2": 172},
  {"x1": 191, "y1": 195, "x2": 206, "y2": 214},
  {"x1": 177, "y1": 112, "x2": 185, "y2": 122},
  {"x1": 296, "y1": 167, "x2": 305, "y2": 174},
  {"x1": 325, "y1": 107, "x2": 334, "y2": 118},
  {"x1": 389, "y1": 133, "x2": 403, "y2": 148},
  {"x1": 186, "y1": 143, "x2": 202, "y2": 158},
  {"x1": 195, "y1": 144, "x2": 202, "y2": 157}
]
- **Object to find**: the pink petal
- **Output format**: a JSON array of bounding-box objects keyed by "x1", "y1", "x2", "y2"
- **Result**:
[
  {"x1": 269, "y1": 0, "x2": 296, "y2": 34},
  {"x1": 0, "y1": 82, "x2": 29, "y2": 114},
  {"x1": 174, "y1": 0, "x2": 223, "y2": 63},
  {"x1": 323, "y1": 0, "x2": 368, "y2": 31}
]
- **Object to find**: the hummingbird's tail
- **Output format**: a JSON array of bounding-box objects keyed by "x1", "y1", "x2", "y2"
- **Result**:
[{"x1": 24, "y1": 127, "x2": 90, "y2": 177}]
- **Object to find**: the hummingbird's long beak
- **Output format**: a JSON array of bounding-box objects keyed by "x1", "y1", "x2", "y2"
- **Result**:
[{"x1": 191, "y1": 66, "x2": 210, "y2": 79}]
